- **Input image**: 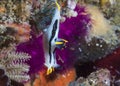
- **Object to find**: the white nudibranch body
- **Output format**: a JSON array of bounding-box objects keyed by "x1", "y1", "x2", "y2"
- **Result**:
[{"x1": 43, "y1": 1, "x2": 67, "y2": 75}]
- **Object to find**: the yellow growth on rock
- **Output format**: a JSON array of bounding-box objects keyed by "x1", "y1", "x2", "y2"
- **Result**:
[{"x1": 86, "y1": 5, "x2": 118, "y2": 45}]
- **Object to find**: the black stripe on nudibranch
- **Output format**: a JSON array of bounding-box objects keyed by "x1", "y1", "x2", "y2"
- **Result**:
[{"x1": 49, "y1": 20, "x2": 58, "y2": 63}]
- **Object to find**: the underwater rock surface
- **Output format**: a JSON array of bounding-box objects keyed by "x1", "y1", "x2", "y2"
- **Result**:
[
  {"x1": 69, "y1": 69, "x2": 111, "y2": 86},
  {"x1": 1, "y1": 0, "x2": 120, "y2": 86}
]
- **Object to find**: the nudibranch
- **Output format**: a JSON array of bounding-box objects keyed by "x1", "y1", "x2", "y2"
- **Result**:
[
  {"x1": 17, "y1": 0, "x2": 92, "y2": 74},
  {"x1": 42, "y1": 0, "x2": 67, "y2": 75}
]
